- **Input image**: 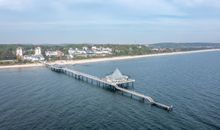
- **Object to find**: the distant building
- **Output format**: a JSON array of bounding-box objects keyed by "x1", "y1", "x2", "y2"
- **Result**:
[
  {"x1": 90, "y1": 46, "x2": 112, "y2": 55},
  {"x1": 57, "y1": 50, "x2": 64, "y2": 57},
  {"x1": 23, "y1": 55, "x2": 45, "y2": 62},
  {"x1": 35, "y1": 47, "x2": 41, "y2": 55},
  {"x1": 45, "y1": 50, "x2": 64, "y2": 57},
  {"x1": 45, "y1": 51, "x2": 57, "y2": 57},
  {"x1": 68, "y1": 48, "x2": 86, "y2": 56},
  {"x1": 86, "y1": 50, "x2": 95, "y2": 55},
  {"x1": 100, "y1": 47, "x2": 112, "y2": 54},
  {"x1": 83, "y1": 46, "x2": 88, "y2": 51},
  {"x1": 137, "y1": 45, "x2": 142, "y2": 49},
  {"x1": 102, "y1": 47, "x2": 112, "y2": 52},
  {"x1": 16, "y1": 47, "x2": 23, "y2": 57},
  {"x1": 68, "y1": 48, "x2": 75, "y2": 55},
  {"x1": 68, "y1": 46, "x2": 112, "y2": 58},
  {"x1": 151, "y1": 48, "x2": 159, "y2": 51},
  {"x1": 16, "y1": 46, "x2": 44, "y2": 62},
  {"x1": 76, "y1": 50, "x2": 87, "y2": 55},
  {"x1": 91, "y1": 46, "x2": 97, "y2": 51}
]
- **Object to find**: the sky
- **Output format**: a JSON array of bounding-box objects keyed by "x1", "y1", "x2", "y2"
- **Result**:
[{"x1": 0, "y1": 0, "x2": 220, "y2": 44}]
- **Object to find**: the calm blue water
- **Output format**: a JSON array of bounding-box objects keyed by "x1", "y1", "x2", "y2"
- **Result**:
[{"x1": 0, "y1": 51, "x2": 220, "y2": 130}]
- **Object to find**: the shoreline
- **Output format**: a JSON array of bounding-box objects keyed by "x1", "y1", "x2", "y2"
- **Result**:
[{"x1": 1, "y1": 49, "x2": 220, "y2": 69}]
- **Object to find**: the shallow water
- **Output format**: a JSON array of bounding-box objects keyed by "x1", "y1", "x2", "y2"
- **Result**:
[{"x1": 0, "y1": 51, "x2": 220, "y2": 130}]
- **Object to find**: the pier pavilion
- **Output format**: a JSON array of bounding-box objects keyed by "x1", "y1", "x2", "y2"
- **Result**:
[
  {"x1": 47, "y1": 63, "x2": 173, "y2": 111},
  {"x1": 103, "y1": 68, "x2": 135, "y2": 88}
]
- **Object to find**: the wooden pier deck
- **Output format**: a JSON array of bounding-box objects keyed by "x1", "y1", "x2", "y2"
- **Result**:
[{"x1": 47, "y1": 64, "x2": 173, "y2": 111}]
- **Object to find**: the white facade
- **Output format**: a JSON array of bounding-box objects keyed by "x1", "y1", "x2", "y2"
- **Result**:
[
  {"x1": 91, "y1": 46, "x2": 97, "y2": 51},
  {"x1": 23, "y1": 55, "x2": 45, "y2": 62},
  {"x1": 77, "y1": 50, "x2": 87, "y2": 54},
  {"x1": 92, "y1": 47, "x2": 112, "y2": 55},
  {"x1": 68, "y1": 48, "x2": 75, "y2": 55},
  {"x1": 68, "y1": 46, "x2": 113, "y2": 57},
  {"x1": 16, "y1": 47, "x2": 23, "y2": 57},
  {"x1": 45, "y1": 51, "x2": 58, "y2": 57},
  {"x1": 35, "y1": 47, "x2": 41, "y2": 55},
  {"x1": 68, "y1": 48, "x2": 86, "y2": 55},
  {"x1": 102, "y1": 47, "x2": 112, "y2": 52},
  {"x1": 83, "y1": 46, "x2": 88, "y2": 51},
  {"x1": 45, "y1": 50, "x2": 64, "y2": 57}
]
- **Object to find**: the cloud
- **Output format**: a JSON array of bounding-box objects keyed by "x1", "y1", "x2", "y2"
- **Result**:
[
  {"x1": 172, "y1": 0, "x2": 220, "y2": 7},
  {"x1": 116, "y1": 0, "x2": 180, "y2": 13},
  {"x1": 1, "y1": 0, "x2": 220, "y2": 11},
  {"x1": 0, "y1": 0, "x2": 220, "y2": 43},
  {"x1": 0, "y1": 0, "x2": 33, "y2": 10}
]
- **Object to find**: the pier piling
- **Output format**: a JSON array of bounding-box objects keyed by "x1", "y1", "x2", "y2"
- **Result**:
[{"x1": 47, "y1": 64, "x2": 173, "y2": 111}]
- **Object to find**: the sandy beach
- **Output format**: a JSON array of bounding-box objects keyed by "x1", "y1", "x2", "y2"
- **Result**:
[{"x1": 1, "y1": 49, "x2": 220, "y2": 69}]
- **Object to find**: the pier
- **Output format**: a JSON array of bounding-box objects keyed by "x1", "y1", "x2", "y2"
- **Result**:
[{"x1": 47, "y1": 64, "x2": 173, "y2": 111}]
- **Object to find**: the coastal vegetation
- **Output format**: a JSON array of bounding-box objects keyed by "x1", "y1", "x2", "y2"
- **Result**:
[{"x1": 0, "y1": 43, "x2": 219, "y2": 65}]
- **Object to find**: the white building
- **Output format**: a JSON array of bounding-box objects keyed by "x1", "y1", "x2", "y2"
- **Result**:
[
  {"x1": 68, "y1": 48, "x2": 86, "y2": 56},
  {"x1": 35, "y1": 47, "x2": 41, "y2": 55},
  {"x1": 23, "y1": 55, "x2": 45, "y2": 62},
  {"x1": 101, "y1": 47, "x2": 112, "y2": 54},
  {"x1": 91, "y1": 46, "x2": 97, "y2": 51},
  {"x1": 77, "y1": 50, "x2": 87, "y2": 55},
  {"x1": 68, "y1": 46, "x2": 112, "y2": 57},
  {"x1": 45, "y1": 50, "x2": 64, "y2": 57},
  {"x1": 68, "y1": 48, "x2": 75, "y2": 55},
  {"x1": 137, "y1": 45, "x2": 142, "y2": 49},
  {"x1": 16, "y1": 47, "x2": 23, "y2": 57},
  {"x1": 152, "y1": 48, "x2": 159, "y2": 51},
  {"x1": 45, "y1": 51, "x2": 58, "y2": 57},
  {"x1": 92, "y1": 47, "x2": 112, "y2": 55},
  {"x1": 83, "y1": 46, "x2": 88, "y2": 51}
]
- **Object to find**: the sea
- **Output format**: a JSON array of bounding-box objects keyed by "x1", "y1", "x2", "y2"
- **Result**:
[{"x1": 0, "y1": 51, "x2": 220, "y2": 130}]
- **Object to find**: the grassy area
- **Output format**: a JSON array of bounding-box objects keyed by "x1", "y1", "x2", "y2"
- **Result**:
[{"x1": 0, "y1": 43, "x2": 219, "y2": 64}]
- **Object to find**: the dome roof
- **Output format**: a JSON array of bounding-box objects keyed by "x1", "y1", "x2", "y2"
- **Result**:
[{"x1": 106, "y1": 68, "x2": 128, "y2": 80}]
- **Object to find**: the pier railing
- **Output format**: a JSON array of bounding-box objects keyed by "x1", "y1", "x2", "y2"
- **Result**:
[{"x1": 47, "y1": 64, "x2": 173, "y2": 111}]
